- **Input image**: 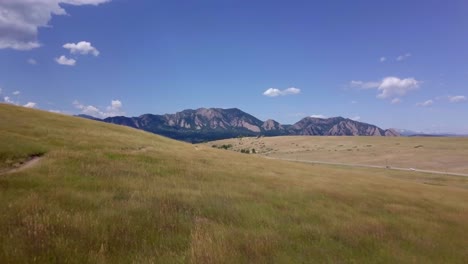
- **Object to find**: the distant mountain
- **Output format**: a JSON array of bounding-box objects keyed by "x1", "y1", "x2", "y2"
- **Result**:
[
  {"x1": 396, "y1": 129, "x2": 423, "y2": 136},
  {"x1": 395, "y1": 129, "x2": 468, "y2": 137},
  {"x1": 408, "y1": 133, "x2": 468, "y2": 137},
  {"x1": 102, "y1": 108, "x2": 288, "y2": 142},
  {"x1": 77, "y1": 108, "x2": 399, "y2": 143},
  {"x1": 76, "y1": 114, "x2": 102, "y2": 121},
  {"x1": 290, "y1": 117, "x2": 399, "y2": 136}
]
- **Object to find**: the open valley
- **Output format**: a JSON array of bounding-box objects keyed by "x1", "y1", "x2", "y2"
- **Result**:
[{"x1": 208, "y1": 136, "x2": 468, "y2": 175}]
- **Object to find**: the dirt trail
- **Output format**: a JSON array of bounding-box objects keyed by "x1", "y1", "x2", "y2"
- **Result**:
[
  {"x1": 263, "y1": 156, "x2": 468, "y2": 178},
  {"x1": 0, "y1": 156, "x2": 43, "y2": 175}
]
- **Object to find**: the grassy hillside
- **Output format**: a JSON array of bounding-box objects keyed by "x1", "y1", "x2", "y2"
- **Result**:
[
  {"x1": 208, "y1": 136, "x2": 468, "y2": 174},
  {"x1": 1, "y1": 103, "x2": 468, "y2": 263}
]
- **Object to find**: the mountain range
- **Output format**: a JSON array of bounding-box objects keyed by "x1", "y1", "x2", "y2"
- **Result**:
[
  {"x1": 395, "y1": 129, "x2": 468, "y2": 137},
  {"x1": 78, "y1": 108, "x2": 399, "y2": 143}
]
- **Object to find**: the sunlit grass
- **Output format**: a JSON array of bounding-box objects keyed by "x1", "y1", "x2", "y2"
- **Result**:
[
  {"x1": 209, "y1": 136, "x2": 468, "y2": 174},
  {"x1": 1, "y1": 103, "x2": 468, "y2": 263}
]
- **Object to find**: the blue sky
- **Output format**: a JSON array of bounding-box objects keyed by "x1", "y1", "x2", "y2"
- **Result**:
[{"x1": 1, "y1": 0, "x2": 467, "y2": 133}]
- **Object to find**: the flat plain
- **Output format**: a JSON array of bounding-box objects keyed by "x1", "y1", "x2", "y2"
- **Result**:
[
  {"x1": 2, "y1": 104, "x2": 468, "y2": 263},
  {"x1": 208, "y1": 136, "x2": 468, "y2": 174}
]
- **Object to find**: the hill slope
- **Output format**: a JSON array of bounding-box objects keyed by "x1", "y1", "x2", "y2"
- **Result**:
[
  {"x1": 90, "y1": 108, "x2": 399, "y2": 142},
  {"x1": 1, "y1": 104, "x2": 467, "y2": 263}
]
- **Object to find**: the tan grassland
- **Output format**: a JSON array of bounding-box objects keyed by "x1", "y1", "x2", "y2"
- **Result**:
[
  {"x1": 208, "y1": 136, "x2": 468, "y2": 174},
  {"x1": 1, "y1": 103, "x2": 468, "y2": 263}
]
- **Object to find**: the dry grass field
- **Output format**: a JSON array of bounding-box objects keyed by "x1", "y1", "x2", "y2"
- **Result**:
[
  {"x1": 208, "y1": 136, "x2": 468, "y2": 174},
  {"x1": 1, "y1": 103, "x2": 468, "y2": 263}
]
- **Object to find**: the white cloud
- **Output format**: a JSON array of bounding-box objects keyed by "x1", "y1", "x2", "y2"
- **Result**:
[
  {"x1": 63, "y1": 41, "x2": 100, "y2": 56},
  {"x1": 416, "y1": 100, "x2": 433, "y2": 107},
  {"x1": 351, "y1": 116, "x2": 361, "y2": 121},
  {"x1": 55, "y1": 55, "x2": 76, "y2": 66},
  {"x1": 448, "y1": 95, "x2": 467, "y2": 103},
  {"x1": 23, "y1": 102, "x2": 36, "y2": 108},
  {"x1": 106, "y1": 99, "x2": 123, "y2": 116},
  {"x1": 351, "y1": 76, "x2": 420, "y2": 100},
  {"x1": 310, "y1": 114, "x2": 327, "y2": 119},
  {"x1": 0, "y1": 0, "x2": 110, "y2": 50},
  {"x1": 377, "y1": 77, "x2": 420, "y2": 99},
  {"x1": 27, "y1": 58, "x2": 37, "y2": 65},
  {"x1": 396, "y1": 53, "x2": 411, "y2": 61},
  {"x1": 73, "y1": 99, "x2": 124, "y2": 118},
  {"x1": 2, "y1": 90, "x2": 37, "y2": 108},
  {"x1": 351, "y1": 100, "x2": 357, "y2": 104},
  {"x1": 377, "y1": 77, "x2": 421, "y2": 98},
  {"x1": 4, "y1": 96, "x2": 18, "y2": 105},
  {"x1": 391, "y1": 98, "x2": 402, "y2": 104},
  {"x1": 350, "y1": 80, "x2": 380, "y2": 89},
  {"x1": 284, "y1": 87, "x2": 301, "y2": 95},
  {"x1": 263, "y1": 87, "x2": 301, "y2": 97},
  {"x1": 263, "y1": 88, "x2": 282, "y2": 97},
  {"x1": 110, "y1": 100, "x2": 122, "y2": 109},
  {"x1": 380, "y1": 57, "x2": 386, "y2": 62}
]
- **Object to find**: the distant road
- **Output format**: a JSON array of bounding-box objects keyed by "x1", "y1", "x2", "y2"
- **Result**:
[{"x1": 262, "y1": 156, "x2": 468, "y2": 178}]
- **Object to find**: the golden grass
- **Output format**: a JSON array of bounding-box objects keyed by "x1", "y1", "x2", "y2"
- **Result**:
[
  {"x1": 208, "y1": 136, "x2": 468, "y2": 173},
  {"x1": 1, "y1": 103, "x2": 468, "y2": 263}
]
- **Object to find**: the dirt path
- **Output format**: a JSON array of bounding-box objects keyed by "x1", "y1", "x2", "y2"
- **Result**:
[
  {"x1": 0, "y1": 156, "x2": 43, "y2": 176},
  {"x1": 263, "y1": 156, "x2": 468, "y2": 178}
]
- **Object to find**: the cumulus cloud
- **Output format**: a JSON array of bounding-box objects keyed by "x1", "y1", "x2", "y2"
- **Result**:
[
  {"x1": 63, "y1": 41, "x2": 100, "y2": 56},
  {"x1": 396, "y1": 53, "x2": 411, "y2": 61},
  {"x1": 106, "y1": 99, "x2": 123, "y2": 116},
  {"x1": 391, "y1": 98, "x2": 402, "y2": 104},
  {"x1": 263, "y1": 87, "x2": 301, "y2": 97},
  {"x1": 0, "y1": 0, "x2": 110, "y2": 50},
  {"x1": 73, "y1": 99, "x2": 124, "y2": 118},
  {"x1": 351, "y1": 77, "x2": 420, "y2": 100},
  {"x1": 448, "y1": 95, "x2": 466, "y2": 103},
  {"x1": 12, "y1": 90, "x2": 20, "y2": 95},
  {"x1": 3, "y1": 96, "x2": 9, "y2": 102},
  {"x1": 380, "y1": 57, "x2": 386, "y2": 62},
  {"x1": 27, "y1": 58, "x2": 37, "y2": 65},
  {"x1": 310, "y1": 114, "x2": 327, "y2": 119},
  {"x1": 55, "y1": 55, "x2": 76, "y2": 66},
  {"x1": 73, "y1": 100, "x2": 99, "y2": 116},
  {"x1": 416, "y1": 100, "x2": 433, "y2": 107},
  {"x1": 351, "y1": 116, "x2": 361, "y2": 121},
  {"x1": 377, "y1": 77, "x2": 419, "y2": 98},
  {"x1": 23, "y1": 102, "x2": 37, "y2": 108},
  {"x1": 3, "y1": 96, "x2": 17, "y2": 104}
]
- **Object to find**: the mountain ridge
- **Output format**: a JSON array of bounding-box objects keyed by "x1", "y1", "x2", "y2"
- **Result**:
[{"x1": 79, "y1": 108, "x2": 399, "y2": 142}]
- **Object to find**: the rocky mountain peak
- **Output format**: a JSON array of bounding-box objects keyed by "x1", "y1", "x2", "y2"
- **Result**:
[
  {"x1": 93, "y1": 108, "x2": 399, "y2": 143},
  {"x1": 262, "y1": 119, "x2": 283, "y2": 131}
]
